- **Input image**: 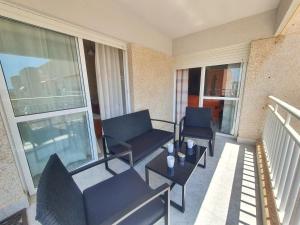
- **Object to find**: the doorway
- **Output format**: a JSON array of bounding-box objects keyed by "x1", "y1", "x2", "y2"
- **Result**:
[
  {"x1": 83, "y1": 39, "x2": 129, "y2": 152},
  {"x1": 188, "y1": 68, "x2": 201, "y2": 107},
  {"x1": 175, "y1": 63, "x2": 243, "y2": 136}
]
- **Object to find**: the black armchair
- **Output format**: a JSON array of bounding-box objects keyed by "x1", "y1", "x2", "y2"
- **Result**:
[
  {"x1": 36, "y1": 153, "x2": 170, "y2": 225},
  {"x1": 179, "y1": 107, "x2": 215, "y2": 156}
]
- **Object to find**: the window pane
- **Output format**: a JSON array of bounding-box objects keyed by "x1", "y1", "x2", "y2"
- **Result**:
[
  {"x1": 18, "y1": 112, "x2": 92, "y2": 187},
  {"x1": 0, "y1": 19, "x2": 85, "y2": 116},
  {"x1": 204, "y1": 64, "x2": 241, "y2": 97},
  {"x1": 203, "y1": 99, "x2": 237, "y2": 135}
]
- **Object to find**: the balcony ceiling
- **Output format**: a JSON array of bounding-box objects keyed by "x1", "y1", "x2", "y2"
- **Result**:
[{"x1": 116, "y1": 0, "x2": 280, "y2": 38}]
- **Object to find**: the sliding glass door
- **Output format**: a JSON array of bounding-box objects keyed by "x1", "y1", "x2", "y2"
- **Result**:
[
  {"x1": 175, "y1": 63, "x2": 244, "y2": 136},
  {"x1": 203, "y1": 64, "x2": 242, "y2": 135},
  {"x1": 0, "y1": 18, "x2": 97, "y2": 192}
]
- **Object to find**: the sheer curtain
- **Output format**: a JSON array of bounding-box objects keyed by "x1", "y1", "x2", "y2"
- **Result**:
[
  {"x1": 176, "y1": 69, "x2": 189, "y2": 123},
  {"x1": 0, "y1": 18, "x2": 85, "y2": 116},
  {"x1": 0, "y1": 18, "x2": 93, "y2": 187},
  {"x1": 95, "y1": 43, "x2": 125, "y2": 120}
]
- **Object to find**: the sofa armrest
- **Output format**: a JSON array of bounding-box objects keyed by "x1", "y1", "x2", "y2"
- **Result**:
[
  {"x1": 151, "y1": 118, "x2": 175, "y2": 125},
  {"x1": 69, "y1": 150, "x2": 133, "y2": 176},
  {"x1": 99, "y1": 183, "x2": 170, "y2": 225},
  {"x1": 151, "y1": 119, "x2": 176, "y2": 143},
  {"x1": 103, "y1": 134, "x2": 132, "y2": 150}
]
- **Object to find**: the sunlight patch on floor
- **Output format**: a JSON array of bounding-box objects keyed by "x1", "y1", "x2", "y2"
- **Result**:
[
  {"x1": 239, "y1": 149, "x2": 258, "y2": 225},
  {"x1": 194, "y1": 142, "x2": 240, "y2": 225}
]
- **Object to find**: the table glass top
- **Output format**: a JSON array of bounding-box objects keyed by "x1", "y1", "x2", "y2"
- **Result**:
[{"x1": 146, "y1": 142, "x2": 206, "y2": 185}]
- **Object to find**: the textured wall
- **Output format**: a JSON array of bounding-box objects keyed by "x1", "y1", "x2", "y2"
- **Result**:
[
  {"x1": 238, "y1": 33, "x2": 300, "y2": 140},
  {"x1": 0, "y1": 112, "x2": 28, "y2": 220},
  {"x1": 127, "y1": 44, "x2": 174, "y2": 129}
]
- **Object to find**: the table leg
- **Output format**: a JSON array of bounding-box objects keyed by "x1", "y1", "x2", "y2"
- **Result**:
[
  {"x1": 182, "y1": 185, "x2": 185, "y2": 212},
  {"x1": 198, "y1": 150, "x2": 207, "y2": 168},
  {"x1": 145, "y1": 168, "x2": 149, "y2": 185},
  {"x1": 170, "y1": 182, "x2": 176, "y2": 190},
  {"x1": 170, "y1": 185, "x2": 186, "y2": 213}
]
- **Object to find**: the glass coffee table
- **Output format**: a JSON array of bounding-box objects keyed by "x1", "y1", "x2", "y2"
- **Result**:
[{"x1": 145, "y1": 142, "x2": 207, "y2": 212}]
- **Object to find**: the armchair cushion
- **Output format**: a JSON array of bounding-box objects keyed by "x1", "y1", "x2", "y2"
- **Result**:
[
  {"x1": 184, "y1": 107, "x2": 212, "y2": 128},
  {"x1": 36, "y1": 154, "x2": 86, "y2": 225},
  {"x1": 109, "y1": 129, "x2": 173, "y2": 163},
  {"x1": 83, "y1": 169, "x2": 164, "y2": 225},
  {"x1": 181, "y1": 126, "x2": 213, "y2": 140}
]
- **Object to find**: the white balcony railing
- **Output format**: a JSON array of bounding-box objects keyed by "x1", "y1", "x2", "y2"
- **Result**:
[{"x1": 262, "y1": 96, "x2": 300, "y2": 225}]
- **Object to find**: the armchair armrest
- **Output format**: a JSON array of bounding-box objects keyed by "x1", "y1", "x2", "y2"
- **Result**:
[
  {"x1": 100, "y1": 183, "x2": 170, "y2": 225},
  {"x1": 69, "y1": 150, "x2": 133, "y2": 176},
  {"x1": 179, "y1": 116, "x2": 185, "y2": 130}
]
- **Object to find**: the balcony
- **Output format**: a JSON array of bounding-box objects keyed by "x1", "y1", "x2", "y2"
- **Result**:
[
  {"x1": 0, "y1": 1, "x2": 300, "y2": 225},
  {"x1": 22, "y1": 96, "x2": 300, "y2": 225},
  {"x1": 24, "y1": 134, "x2": 261, "y2": 225}
]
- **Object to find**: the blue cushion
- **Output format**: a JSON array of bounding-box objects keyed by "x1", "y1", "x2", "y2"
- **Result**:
[
  {"x1": 182, "y1": 126, "x2": 213, "y2": 139},
  {"x1": 103, "y1": 110, "x2": 153, "y2": 147},
  {"x1": 109, "y1": 129, "x2": 173, "y2": 163},
  {"x1": 185, "y1": 107, "x2": 212, "y2": 128},
  {"x1": 36, "y1": 154, "x2": 86, "y2": 225},
  {"x1": 83, "y1": 169, "x2": 164, "y2": 225}
]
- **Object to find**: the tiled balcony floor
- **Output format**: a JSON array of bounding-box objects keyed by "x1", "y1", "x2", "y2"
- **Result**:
[{"x1": 27, "y1": 135, "x2": 262, "y2": 225}]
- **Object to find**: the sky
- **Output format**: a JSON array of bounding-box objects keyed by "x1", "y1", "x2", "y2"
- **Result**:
[{"x1": 0, "y1": 53, "x2": 48, "y2": 89}]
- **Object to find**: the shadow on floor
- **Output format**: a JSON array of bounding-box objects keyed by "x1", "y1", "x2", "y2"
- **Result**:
[{"x1": 26, "y1": 135, "x2": 262, "y2": 225}]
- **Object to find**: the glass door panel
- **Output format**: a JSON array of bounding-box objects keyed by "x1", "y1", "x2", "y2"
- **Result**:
[
  {"x1": 203, "y1": 99, "x2": 238, "y2": 135},
  {"x1": 0, "y1": 19, "x2": 85, "y2": 116},
  {"x1": 204, "y1": 64, "x2": 241, "y2": 97},
  {"x1": 0, "y1": 18, "x2": 96, "y2": 190},
  {"x1": 18, "y1": 112, "x2": 92, "y2": 186},
  {"x1": 204, "y1": 63, "x2": 242, "y2": 135}
]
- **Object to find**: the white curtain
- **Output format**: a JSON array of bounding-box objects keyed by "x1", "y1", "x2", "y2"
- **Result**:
[
  {"x1": 176, "y1": 69, "x2": 189, "y2": 123},
  {"x1": 95, "y1": 43, "x2": 125, "y2": 119},
  {"x1": 0, "y1": 18, "x2": 84, "y2": 116}
]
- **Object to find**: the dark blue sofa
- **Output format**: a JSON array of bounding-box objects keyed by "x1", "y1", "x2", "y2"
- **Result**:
[{"x1": 102, "y1": 110, "x2": 175, "y2": 168}]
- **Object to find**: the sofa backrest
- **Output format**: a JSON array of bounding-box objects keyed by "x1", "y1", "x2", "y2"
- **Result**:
[
  {"x1": 184, "y1": 107, "x2": 212, "y2": 128},
  {"x1": 36, "y1": 154, "x2": 87, "y2": 225},
  {"x1": 103, "y1": 110, "x2": 153, "y2": 147}
]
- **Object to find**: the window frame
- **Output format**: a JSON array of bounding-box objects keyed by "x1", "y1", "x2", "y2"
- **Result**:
[
  {"x1": 0, "y1": 3, "x2": 131, "y2": 195},
  {"x1": 174, "y1": 62, "x2": 247, "y2": 137},
  {"x1": 0, "y1": 29, "x2": 98, "y2": 194}
]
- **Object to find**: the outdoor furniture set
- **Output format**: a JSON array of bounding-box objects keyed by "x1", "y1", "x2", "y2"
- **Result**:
[{"x1": 36, "y1": 107, "x2": 214, "y2": 225}]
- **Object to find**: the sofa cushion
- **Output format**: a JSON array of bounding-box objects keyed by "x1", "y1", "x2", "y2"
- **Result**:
[
  {"x1": 103, "y1": 110, "x2": 152, "y2": 147},
  {"x1": 36, "y1": 154, "x2": 86, "y2": 225},
  {"x1": 182, "y1": 126, "x2": 213, "y2": 139},
  {"x1": 109, "y1": 129, "x2": 173, "y2": 163},
  {"x1": 83, "y1": 169, "x2": 164, "y2": 225}
]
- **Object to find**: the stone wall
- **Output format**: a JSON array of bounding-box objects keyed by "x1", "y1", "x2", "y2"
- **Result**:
[
  {"x1": 0, "y1": 112, "x2": 28, "y2": 220},
  {"x1": 238, "y1": 33, "x2": 300, "y2": 140},
  {"x1": 127, "y1": 44, "x2": 174, "y2": 129}
]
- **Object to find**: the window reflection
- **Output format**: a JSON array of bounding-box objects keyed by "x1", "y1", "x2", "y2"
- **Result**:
[
  {"x1": 204, "y1": 64, "x2": 241, "y2": 97},
  {"x1": 0, "y1": 19, "x2": 85, "y2": 116},
  {"x1": 203, "y1": 99, "x2": 237, "y2": 135},
  {"x1": 19, "y1": 112, "x2": 92, "y2": 187}
]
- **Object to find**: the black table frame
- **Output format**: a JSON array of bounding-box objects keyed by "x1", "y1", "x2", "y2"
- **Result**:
[{"x1": 145, "y1": 145, "x2": 206, "y2": 213}]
